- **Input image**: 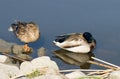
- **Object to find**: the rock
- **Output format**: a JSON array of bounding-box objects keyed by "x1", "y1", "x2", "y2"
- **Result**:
[
  {"x1": 0, "y1": 55, "x2": 10, "y2": 63},
  {"x1": 0, "y1": 63, "x2": 19, "y2": 78},
  {"x1": 12, "y1": 44, "x2": 33, "y2": 55},
  {"x1": 20, "y1": 56, "x2": 59, "y2": 74},
  {"x1": 20, "y1": 61, "x2": 34, "y2": 75},
  {"x1": 37, "y1": 47, "x2": 46, "y2": 57},
  {"x1": 31, "y1": 56, "x2": 59, "y2": 70},
  {"x1": 65, "y1": 71, "x2": 86, "y2": 79},
  {"x1": 12, "y1": 44, "x2": 24, "y2": 54},
  {"x1": 0, "y1": 56, "x2": 67, "y2": 79},
  {"x1": 0, "y1": 39, "x2": 33, "y2": 61},
  {"x1": 17, "y1": 56, "x2": 66, "y2": 79},
  {"x1": 33, "y1": 75, "x2": 65, "y2": 79},
  {"x1": 16, "y1": 53, "x2": 33, "y2": 61},
  {"x1": 109, "y1": 70, "x2": 120, "y2": 79},
  {"x1": 0, "y1": 39, "x2": 15, "y2": 53},
  {"x1": 32, "y1": 68, "x2": 67, "y2": 79},
  {"x1": 0, "y1": 69, "x2": 9, "y2": 79},
  {"x1": 0, "y1": 55, "x2": 20, "y2": 66}
]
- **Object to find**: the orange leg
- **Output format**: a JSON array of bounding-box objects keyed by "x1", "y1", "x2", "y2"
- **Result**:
[{"x1": 23, "y1": 43, "x2": 30, "y2": 52}]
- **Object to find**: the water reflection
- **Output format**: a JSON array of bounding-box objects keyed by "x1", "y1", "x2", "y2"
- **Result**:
[{"x1": 54, "y1": 49, "x2": 94, "y2": 69}]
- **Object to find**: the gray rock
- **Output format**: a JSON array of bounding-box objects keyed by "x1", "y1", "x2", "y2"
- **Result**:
[
  {"x1": 65, "y1": 71, "x2": 86, "y2": 79},
  {"x1": 109, "y1": 70, "x2": 120, "y2": 79},
  {"x1": 0, "y1": 56, "x2": 67, "y2": 79},
  {"x1": 0, "y1": 39, "x2": 33, "y2": 61},
  {"x1": 37, "y1": 47, "x2": 46, "y2": 57},
  {"x1": 0, "y1": 63, "x2": 19, "y2": 78},
  {"x1": 0, "y1": 69, "x2": 9, "y2": 79},
  {"x1": 0, "y1": 39, "x2": 15, "y2": 53},
  {"x1": 17, "y1": 56, "x2": 66, "y2": 79}
]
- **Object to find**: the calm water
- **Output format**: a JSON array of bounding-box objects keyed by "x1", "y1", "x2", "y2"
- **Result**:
[{"x1": 0, "y1": 0, "x2": 120, "y2": 69}]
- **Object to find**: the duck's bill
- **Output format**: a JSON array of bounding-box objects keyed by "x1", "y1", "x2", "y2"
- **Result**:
[{"x1": 8, "y1": 26, "x2": 13, "y2": 31}]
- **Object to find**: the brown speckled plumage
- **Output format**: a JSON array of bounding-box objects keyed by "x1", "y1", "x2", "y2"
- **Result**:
[
  {"x1": 9, "y1": 21, "x2": 40, "y2": 52},
  {"x1": 11, "y1": 21, "x2": 40, "y2": 43}
]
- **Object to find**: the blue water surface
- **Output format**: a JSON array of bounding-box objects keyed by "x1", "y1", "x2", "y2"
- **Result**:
[{"x1": 0, "y1": 0, "x2": 120, "y2": 69}]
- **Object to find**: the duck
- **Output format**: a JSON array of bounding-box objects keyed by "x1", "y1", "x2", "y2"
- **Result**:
[
  {"x1": 53, "y1": 32, "x2": 96, "y2": 53},
  {"x1": 8, "y1": 21, "x2": 40, "y2": 53}
]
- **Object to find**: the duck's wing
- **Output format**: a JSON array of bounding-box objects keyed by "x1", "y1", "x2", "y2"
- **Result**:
[
  {"x1": 53, "y1": 33, "x2": 85, "y2": 48},
  {"x1": 54, "y1": 33, "x2": 80, "y2": 43},
  {"x1": 55, "y1": 35, "x2": 70, "y2": 43},
  {"x1": 53, "y1": 33, "x2": 92, "y2": 53}
]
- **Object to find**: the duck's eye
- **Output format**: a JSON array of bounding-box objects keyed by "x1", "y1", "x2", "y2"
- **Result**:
[{"x1": 16, "y1": 26, "x2": 19, "y2": 31}]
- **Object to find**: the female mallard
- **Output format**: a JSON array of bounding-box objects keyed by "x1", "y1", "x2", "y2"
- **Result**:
[
  {"x1": 9, "y1": 21, "x2": 40, "y2": 52},
  {"x1": 53, "y1": 32, "x2": 96, "y2": 53}
]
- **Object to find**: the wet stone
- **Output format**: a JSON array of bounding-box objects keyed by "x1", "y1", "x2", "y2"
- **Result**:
[
  {"x1": 0, "y1": 39, "x2": 33, "y2": 61},
  {"x1": 0, "y1": 39, "x2": 15, "y2": 53}
]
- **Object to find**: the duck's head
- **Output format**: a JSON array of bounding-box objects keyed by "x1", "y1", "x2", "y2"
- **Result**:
[
  {"x1": 83, "y1": 32, "x2": 96, "y2": 51},
  {"x1": 8, "y1": 23, "x2": 17, "y2": 32},
  {"x1": 83, "y1": 32, "x2": 96, "y2": 43},
  {"x1": 8, "y1": 21, "x2": 27, "y2": 32}
]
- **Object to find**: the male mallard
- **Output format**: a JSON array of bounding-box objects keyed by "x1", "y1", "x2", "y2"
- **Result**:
[
  {"x1": 53, "y1": 32, "x2": 96, "y2": 53},
  {"x1": 9, "y1": 21, "x2": 40, "y2": 52}
]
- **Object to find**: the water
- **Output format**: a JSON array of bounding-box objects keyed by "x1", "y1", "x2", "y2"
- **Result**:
[{"x1": 0, "y1": 0, "x2": 120, "y2": 69}]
